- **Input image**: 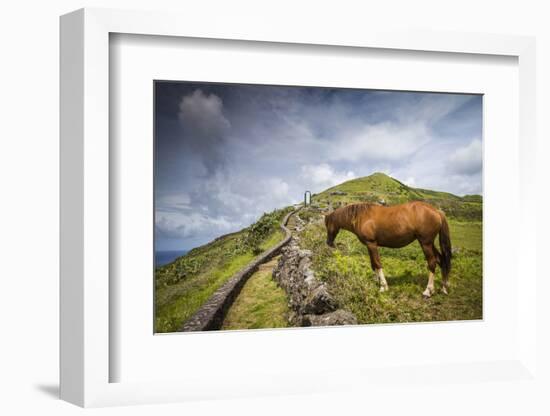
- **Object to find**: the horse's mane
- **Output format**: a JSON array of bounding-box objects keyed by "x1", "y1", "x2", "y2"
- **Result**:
[{"x1": 330, "y1": 203, "x2": 372, "y2": 225}]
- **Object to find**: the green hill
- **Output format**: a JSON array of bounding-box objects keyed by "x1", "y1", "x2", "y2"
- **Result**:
[
  {"x1": 314, "y1": 172, "x2": 482, "y2": 221},
  {"x1": 155, "y1": 172, "x2": 483, "y2": 332},
  {"x1": 299, "y1": 172, "x2": 482, "y2": 325},
  {"x1": 155, "y1": 207, "x2": 292, "y2": 332}
]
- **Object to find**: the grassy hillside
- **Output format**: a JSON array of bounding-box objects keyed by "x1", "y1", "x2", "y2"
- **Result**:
[
  {"x1": 155, "y1": 172, "x2": 482, "y2": 332},
  {"x1": 221, "y1": 256, "x2": 290, "y2": 330},
  {"x1": 155, "y1": 207, "x2": 292, "y2": 333},
  {"x1": 298, "y1": 214, "x2": 482, "y2": 324},
  {"x1": 300, "y1": 172, "x2": 483, "y2": 324},
  {"x1": 315, "y1": 172, "x2": 482, "y2": 221}
]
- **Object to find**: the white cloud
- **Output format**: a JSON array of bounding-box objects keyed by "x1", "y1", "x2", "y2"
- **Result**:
[
  {"x1": 156, "y1": 170, "x2": 295, "y2": 248},
  {"x1": 178, "y1": 89, "x2": 230, "y2": 136},
  {"x1": 413, "y1": 94, "x2": 473, "y2": 124},
  {"x1": 177, "y1": 89, "x2": 232, "y2": 174},
  {"x1": 155, "y1": 210, "x2": 238, "y2": 240},
  {"x1": 403, "y1": 176, "x2": 416, "y2": 187},
  {"x1": 448, "y1": 139, "x2": 482, "y2": 175},
  {"x1": 266, "y1": 178, "x2": 291, "y2": 200},
  {"x1": 301, "y1": 164, "x2": 356, "y2": 191},
  {"x1": 327, "y1": 122, "x2": 430, "y2": 162},
  {"x1": 156, "y1": 85, "x2": 482, "y2": 249},
  {"x1": 156, "y1": 193, "x2": 191, "y2": 211}
]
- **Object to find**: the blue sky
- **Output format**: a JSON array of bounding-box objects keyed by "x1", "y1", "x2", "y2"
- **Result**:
[{"x1": 155, "y1": 82, "x2": 482, "y2": 251}]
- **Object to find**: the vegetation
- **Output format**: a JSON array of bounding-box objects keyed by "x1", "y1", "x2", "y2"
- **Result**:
[
  {"x1": 300, "y1": 172, "x2": 483, "y2": 324},
  {"x1": 221, "y1": 257, "x2": 289, "y2": 330},
  {"x1": 155, "y1": 207, "x2": 292, "y2": 333},
  {"x1": 155, "y1": 172, "x2": 483, "y2": 332},
  {"x1": 299, "y1": 215, "x2": 482, "y2": 324},
  {"x1": 315, "y1": 172, "x2": 482, "y2": 221}
]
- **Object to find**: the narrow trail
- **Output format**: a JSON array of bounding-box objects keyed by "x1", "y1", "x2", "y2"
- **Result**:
[
  {"x1": 221, "y1": 256, "x2": 289, "y2": 330},
  {"x1": 221, "y1": 209, "x2": 303, "y2": 330},
  {"x1": 180, "y1": 206, "x2": 302, "y2": 332},
  {"x1": 285, "y1": 210, "x2": 300, "y2": 233}
]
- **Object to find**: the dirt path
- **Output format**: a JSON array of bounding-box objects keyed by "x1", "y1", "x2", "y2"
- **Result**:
[
  {"x1": 285, "y1": 210, "x2": 301, "y2": 233},
  {"x1": 180, "y1": 207, "x2": 301, "y2": 332},
  {"x1": 221, "y1": 256, "x2": 290, "y2": 330},
  {"x1": 220, "y1": 208, "x2": 304, "y2": 330}
]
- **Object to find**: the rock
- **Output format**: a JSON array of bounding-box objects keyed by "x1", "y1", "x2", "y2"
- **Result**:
[
  {"x1": 303, "y1": 285, "x2": 336, "y2": 314},
  {"x1": 273, "y1": 237, "x2": 357, "y2": 326},
  {"x1": 303, "y1": 270, "x2": 316, "y2": 287},
  {"x1": 302, "y1": 310, "x2": 358, "y2": 327}
]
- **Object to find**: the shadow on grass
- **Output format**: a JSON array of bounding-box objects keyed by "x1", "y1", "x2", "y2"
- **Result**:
[{"x1": 385, "y1": 271, "x2": 427, "y2": 289}]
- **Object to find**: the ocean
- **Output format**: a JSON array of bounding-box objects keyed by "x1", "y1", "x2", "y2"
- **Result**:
[{"x1": 155, "y1": 250, "x2": 188, "y2": 268}]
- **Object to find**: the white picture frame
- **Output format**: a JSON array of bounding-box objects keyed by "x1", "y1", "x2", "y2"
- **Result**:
[{"x1": 60, "y1": 7, "x2": 538, "y2": 408}]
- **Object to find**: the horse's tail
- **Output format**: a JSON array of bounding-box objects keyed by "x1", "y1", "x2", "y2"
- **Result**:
[{"x1": 438, "y1": 212, "x2": 452, "y2": 278}]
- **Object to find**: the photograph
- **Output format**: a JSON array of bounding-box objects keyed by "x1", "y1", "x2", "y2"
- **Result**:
[{"x1": 154, "y1": 81, "x2": 483, "y2": 333}]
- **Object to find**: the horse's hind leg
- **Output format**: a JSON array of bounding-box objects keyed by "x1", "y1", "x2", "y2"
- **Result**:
[
  {"x1": 441, "y1": 268, "x2": 450, "y2": 295},
  {"x1": 420, "y1": 241, "x2": 437, "y2": 298},
  {"x1": 441, "y1": 275, "x2": 449, "y2": 295},
  {"x1": 366, "y1": 242, "x2": 388, "y2": 292},
  {"x1": 432, "y1": 245, "x2": 449, "y2": 294}
]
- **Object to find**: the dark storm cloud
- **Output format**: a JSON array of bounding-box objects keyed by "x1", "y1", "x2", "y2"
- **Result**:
[
  {"x1": 177, "y1": 89, "x2": 231, "y2": 173},
  {"x1": 155, "y1": 82, "x2": 482, "y2": 250}
]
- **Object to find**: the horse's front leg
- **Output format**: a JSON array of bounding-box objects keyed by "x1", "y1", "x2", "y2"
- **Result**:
[{"x1": 366, "y1": 242, "x2": 388, "y2": 292}]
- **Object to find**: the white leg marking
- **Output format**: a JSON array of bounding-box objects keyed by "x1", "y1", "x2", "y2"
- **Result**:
[
  {"x1": 377, "y1": 268, "x2": 389, "y2": 292},
  {"x1": 423, "y1": 271, "x2": 435, "y2": 298},
  {"x1": 442, "y1": 275, "x2": 450, "y2": 295}
]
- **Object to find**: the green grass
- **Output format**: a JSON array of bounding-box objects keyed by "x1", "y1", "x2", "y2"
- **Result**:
[
  {"x1": 155, "y1": 250, "x2": 256, "y2": 332},
  {"x1": 155, "y1": 208, "x2": 291, "y2": 333},
  {"x1": 315, "y1": 172, "x2": 482, "y2": 221},
  {"x1": 222, "y1": 257, "x2": 289, "y2": 330},
  {"x1": 307, "y1": 174, "x2": 482, "y2": 324},
  {"x1": 298, "y1": 209, "x2": 482, "y2": 324},
  {"x1": 155, "y1": 172, "x2": 483, "y2": 332}
]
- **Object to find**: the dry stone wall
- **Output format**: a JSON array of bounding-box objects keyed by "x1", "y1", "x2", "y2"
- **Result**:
[
  {"x1": 273, "y1": 238, "x2": 357, "y2": 327},
  {"x1": 180, "y1": 209, "x2": 297, "y2": 332}
]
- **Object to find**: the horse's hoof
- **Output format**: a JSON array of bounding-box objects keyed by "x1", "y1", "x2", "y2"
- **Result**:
[
  {"x1": 379, "y1": 286, "x2": 388, "y2": 293},
  {"x1": 442, "y1": 287, "x2": 449, "y2": 295}
]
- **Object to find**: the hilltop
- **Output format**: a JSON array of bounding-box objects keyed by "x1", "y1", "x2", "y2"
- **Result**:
[
  {"x1": 314, "y1": 172, "x2": 482, "y2": 221},
  {"x1": 296, "y1": 172, "x2": 482, "y2": 325}
]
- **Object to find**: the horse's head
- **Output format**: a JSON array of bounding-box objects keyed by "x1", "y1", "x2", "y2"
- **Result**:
[{"x1": 324, "y1": 212, "x2": 339, "y2": 248}]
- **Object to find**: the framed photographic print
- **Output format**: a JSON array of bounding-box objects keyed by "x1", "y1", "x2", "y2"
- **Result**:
[
  {"x1": 153, "y1": 80, "x2": 483, "y2": 334},
  {"x1": 60, "y1": 7, "x2": 539, "y2": 408}
]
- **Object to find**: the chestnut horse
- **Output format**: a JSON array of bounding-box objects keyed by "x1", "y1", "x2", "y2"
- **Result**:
[{"x1": 324, "y1": 201, "x2": 451, "y2": 298}]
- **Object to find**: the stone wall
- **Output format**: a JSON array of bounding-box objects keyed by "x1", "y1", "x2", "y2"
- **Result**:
[
  {"x1": 273, "y1": 238, "x2": 357, "y2": 327},
  {"x1": 179, "y1": 209, "x2": 297, "y2": 332}
]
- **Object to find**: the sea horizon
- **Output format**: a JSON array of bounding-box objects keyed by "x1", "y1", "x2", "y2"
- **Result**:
[{"x1": 155, "y1": 250, "x2": 188, "y2": 268}]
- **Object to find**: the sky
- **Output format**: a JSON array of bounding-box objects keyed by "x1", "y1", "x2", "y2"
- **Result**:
[{"x1": 155, "y1": 82, "x2": 482, "y2": 251}]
